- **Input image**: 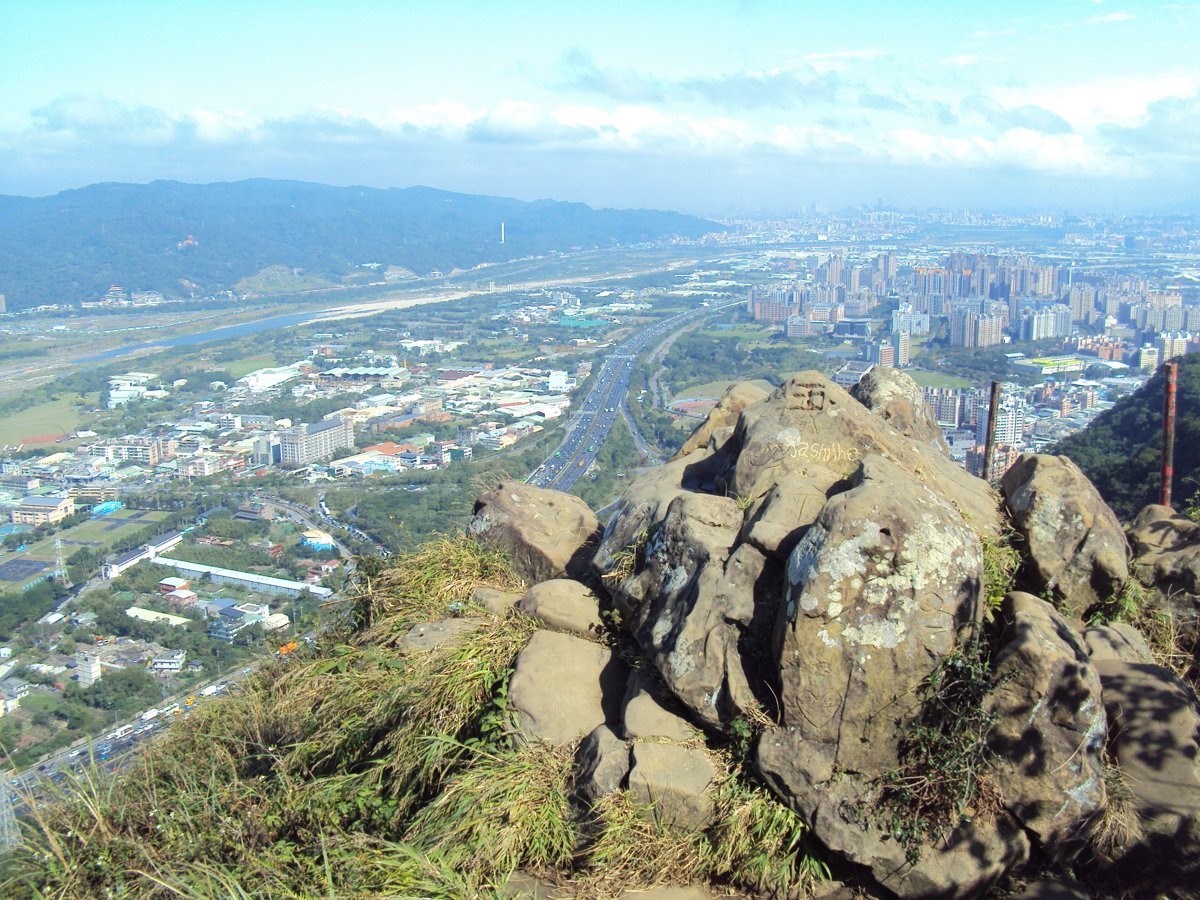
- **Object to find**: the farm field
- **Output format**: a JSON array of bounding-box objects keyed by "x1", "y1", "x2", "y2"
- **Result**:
[
  {"x1": 905, "y1": 368, "x2": 975, "y2": 389},
  {"x1": 0, "y1": 507, "x2": 171, "y2": 590},
  {"x1": 0, "y1": 394, "x2": 96, "y2": 447}
]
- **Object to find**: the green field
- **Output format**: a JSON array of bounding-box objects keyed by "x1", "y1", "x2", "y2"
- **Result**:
[
  {"x1": 905, "y1": 369, "x2": 975, "y2": 389},
  {"x1": 674, "y1": 378, "x2": 776, "y2": 400},
  {"x1": 222, "y1": 353, "x2": 279, "y2": 378},
  {"x1": 698, "y1": 325, "x2": 777, "y2": 340},
  {"x1": 0, "y1": 508, "x2": 171, "y2": 589},
  {"x1": 0, "y1": 394, "x2": 97, "y2": 446}
]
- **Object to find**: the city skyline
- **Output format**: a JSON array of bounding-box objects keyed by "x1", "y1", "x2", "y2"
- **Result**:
[{"x1": 2, "y1": 0, "x2": 1199, "y2": 213}]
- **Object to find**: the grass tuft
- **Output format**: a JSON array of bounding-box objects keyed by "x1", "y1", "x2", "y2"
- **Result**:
[
  {"x1": 868, "y1": 639, "x2": 1003, "y2": 864},
  {"x1": 1084, "y1": 755, "x2": 1142, "y2": 862},
  {"x1": 981, "y1": 526, "x2": 1022, "y2": 618},
  {"x1": 404, "y1": 741, "x2": 577, "y2": 887}
]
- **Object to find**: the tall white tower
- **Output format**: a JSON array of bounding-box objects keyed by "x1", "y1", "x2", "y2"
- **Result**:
[
  {"x1": 500, "y1": 222, "x2": 505, "y2": 244},
  {"x1": 76, "y1": 652, "x2": 103, "y2": 688}
]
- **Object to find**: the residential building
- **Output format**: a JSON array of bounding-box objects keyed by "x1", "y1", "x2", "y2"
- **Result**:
[
  {"x1": 279, "y1": 419, "x2": 355, "y2": 465},
  {"x1": 148, "y1": 650, "x2": 187, "y2": 673},
  {"x1": 12, "y1": 495, "x2": 75, "y2": 526},
  {"x1": 76, "y1": 652, "x2": 103, "y2": 688}
]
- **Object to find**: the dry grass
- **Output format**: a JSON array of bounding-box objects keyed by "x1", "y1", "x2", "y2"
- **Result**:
[
  {"x1": 5, "y1": 533, "x2": 831, "y2": 899},
  {"x1": 570, "y1": 791, "x2": 708, "y2": 896},
  {"x1": 404, "y1": 742, "x2": 577, "y2": 887},
  {"x1": 981, "y1": 525, "x2": 1022, "y2": 618},
  {"x1": 1084, "y1": 756, "x2": 1143, "y2": 862}
]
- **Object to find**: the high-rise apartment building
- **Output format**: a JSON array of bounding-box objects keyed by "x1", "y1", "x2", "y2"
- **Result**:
[{"x1": 279, "y1": 419, "x2": 354, "y2": 465}]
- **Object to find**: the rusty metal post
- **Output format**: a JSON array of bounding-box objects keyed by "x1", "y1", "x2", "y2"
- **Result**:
[
  {"x1": 982, "y1": 380, "x2": 1002, "y2": 483},
  {"x1": 1161, "y1": 361, "x2": 1179, "y2": 507}
]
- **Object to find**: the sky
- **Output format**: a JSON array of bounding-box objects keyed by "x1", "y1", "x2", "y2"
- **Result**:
[{"x1": 1, "y1": 0, "x2": 1199, "y2": 215}]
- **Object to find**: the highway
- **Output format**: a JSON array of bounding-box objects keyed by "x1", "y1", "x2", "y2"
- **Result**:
[{"x1": 527, "y1": 300, "x2": 740, "y2": 492}]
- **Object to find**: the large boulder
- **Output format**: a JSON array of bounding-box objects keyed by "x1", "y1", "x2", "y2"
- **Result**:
[
  {"x1": 850, "y1": 366, "x2": 948, "y2": 453},
  {"x1": 755, "y1": 455, "x2": 1014, "y2": 896},
  {"x1": 509, "y1": 630, "x2": 628, "y2": 747},
  {"x1": 626, "y1": 741, "x2": 716, "y2": 831},
  {"x1": 1084, "y1": 623, "x2": 1154, "y2": 665},
  {"x1": 621, "y1": 669, "x2": 696, "y2": 742},
  {"x1": 1000, "y1": 453, "x2": 1129, "y2": 618},
  {"x1": 1093, "y1": 658, "x2": 1200, "y2": 887},
  {"x1": 469, "y1": 482, "x2": 600, "y2": 584},
  {"x1": 517, "y1": 579, "x2": 603, "y2": 639},
  {"x1": 986, "y1": 592, "x2": 1107, "y2": 849},
  {"x1": 1127, "y1": 503, "x2": 1200, "y2": 596},
  {"x1": 618, "y1": 493, "x2": 774, "y2": 728},
  {"x1": 672, "y1": 381, "x2": 769, "y2": 460},
  {"x1": 719, "y1": 373, "x2": 998, "y2": 533}
]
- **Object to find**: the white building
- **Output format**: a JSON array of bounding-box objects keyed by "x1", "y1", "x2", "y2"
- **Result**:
[{"x1": 76, "y1": 652, "x2": 103, "y2": 688}]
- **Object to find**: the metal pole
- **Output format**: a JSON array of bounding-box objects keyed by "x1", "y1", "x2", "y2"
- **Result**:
[
  {"x1": 1161, "y1": 361, "x2": 1178, "y2": 507},
  {"x1": 982, "y1": 380, "x2": 1002, "y2": 483}
]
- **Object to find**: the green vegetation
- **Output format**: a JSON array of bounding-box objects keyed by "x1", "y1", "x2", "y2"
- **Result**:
[
  {"x1": 869, "y1": 639, "x2": 1002, "y2": 865},
  {"x1": 1055, "y1": 354, "x2": 1200, "y2": 519},
  {"x1": 905, "y1": 369, "x2": 974, "y2": 389},
  {"x1": 4, "y1": 536, "x2": 828, "y2": 899},
  {"x1": 659, "y1": 330, "x2": 827, "y2": 392},
  {"x1": 981, "y1": 526, "x2": 1023, "y2": 619},
  {"x1": 0, "y1": 180, "x2": 717, "y2": 308},
  {"x1": 0, "y1": 395, "x2": 92, "y2": 445}
]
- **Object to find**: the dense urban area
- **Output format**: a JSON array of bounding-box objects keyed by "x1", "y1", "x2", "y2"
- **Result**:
[{"x1": 0, "y1": 206, "x2": 1196, "y2": 819}]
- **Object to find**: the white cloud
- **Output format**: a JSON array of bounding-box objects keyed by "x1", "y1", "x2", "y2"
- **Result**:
[
  {"x1": 995, "y1": 73, "x2": 1199, "y2": 130},
  {"x1": 941, "y1": 54, "x2": 980, "y2": 67},
  {"x1": 798, "y1": 49, "x2": 887, "y2": 73},
  {"x1": 1087, "y1": 10, "x2": 1133, "y2": 23}
]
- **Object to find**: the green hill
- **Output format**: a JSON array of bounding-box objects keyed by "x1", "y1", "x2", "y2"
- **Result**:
[
  {"x1": 1054, "y1": 354, "x2": 1200, "y2": 519},
  {"x1": 0, "y1": 179, "x2": 719, "y2": 309}
]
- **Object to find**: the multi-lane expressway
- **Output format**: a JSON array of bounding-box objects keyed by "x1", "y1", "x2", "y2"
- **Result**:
[{"x1": 528, "y1": 300, "x2": 740, "y2": 492}]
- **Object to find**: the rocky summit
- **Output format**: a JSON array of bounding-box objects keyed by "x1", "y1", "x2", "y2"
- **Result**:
[
  {"x1": 21, "y1": 369, "x2": 1200, "y2": 900},
  {"x1": 471, "y1": 369, "x2": 1200, "y2": 898}
]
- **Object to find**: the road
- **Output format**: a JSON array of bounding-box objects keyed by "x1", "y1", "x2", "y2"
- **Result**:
[
  {"x1": 527, "y1": 300, "x2": 740, "y2": 492},
  {"x1": 6, "y1": 662, "x2": 263, "y2": 815}
]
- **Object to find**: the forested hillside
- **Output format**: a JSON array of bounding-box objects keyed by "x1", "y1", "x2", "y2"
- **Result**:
[
  {"x1": 0, "y1": 179, "x2": 718, "y2": 308},
  {"x1": 1054, "y1": 354, "x2": 1200, "y2": 519}
]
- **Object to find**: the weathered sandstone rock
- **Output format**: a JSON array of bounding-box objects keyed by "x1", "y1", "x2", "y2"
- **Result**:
[
  {"x1": 517, "y1": 578, "x2": 603, "y2": 639},
  {"x1": 469, "y1": 482, "x2": 599, "y2": 584},
  {"x1": 1001, "y1": 453, "x2": 1129, "y2": 618},
  {"x1": 986, "y1": 592, "x2": 1106, "y2": 848},
  {"x1": 509, "y1": 630, "x2": 627, "y2": 747}
]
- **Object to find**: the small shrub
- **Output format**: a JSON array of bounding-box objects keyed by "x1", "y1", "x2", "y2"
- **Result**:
[
  {"x1": 981, "y1": 527, "x2": 1022, "y2": 618},
  {"x1": 1087, "y1": 579, "x2": 1147, "y2": 626},
  {"x1": 869, "y1": 639, "x2": 1003, "y2": 863}
]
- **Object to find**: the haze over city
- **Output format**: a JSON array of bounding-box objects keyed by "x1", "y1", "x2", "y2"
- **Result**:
[{"x1": 2, "y1": 0, "x2": 1199, "y2": 213}]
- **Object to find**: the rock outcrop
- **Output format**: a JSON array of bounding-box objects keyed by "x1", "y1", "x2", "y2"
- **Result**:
[
  {"x1": 469, "y1": 481, "x2": 600, "y2": 584},
  {"x1": 849, "y1": 366, "x2": 948, "y2": 452},
  {"x1": 1127, "y1": 503, "x2": 1200, "y2": 595},
  {"x1": 986, "y1": 592, "x2": 1106, "y2": 848},
  {"x1": 470, "y1": 368, "x2": 1199, "y2": 899},
  {"x1": 1000, "y1": 453, "x2": 1130, "y2": 618},
  {"x1": 1093, "y1": 659, "x2": 1200, "y2": 887},
  {"x1": 672, "y1": 380, "x2": 769, "y2": 459}
]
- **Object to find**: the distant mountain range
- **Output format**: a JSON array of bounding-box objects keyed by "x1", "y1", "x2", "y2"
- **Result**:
[
  {"x1": 0, "y1": 179, "x2": 720, "y2": 309},
  {"x1": 1055, "y1": 353, "x2": 1200, "y2": 519}
]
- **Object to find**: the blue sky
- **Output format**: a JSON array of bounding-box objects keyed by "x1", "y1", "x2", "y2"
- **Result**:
[{"x1": 1, "y1": 0, "x2": 1198, "y2": 213}]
